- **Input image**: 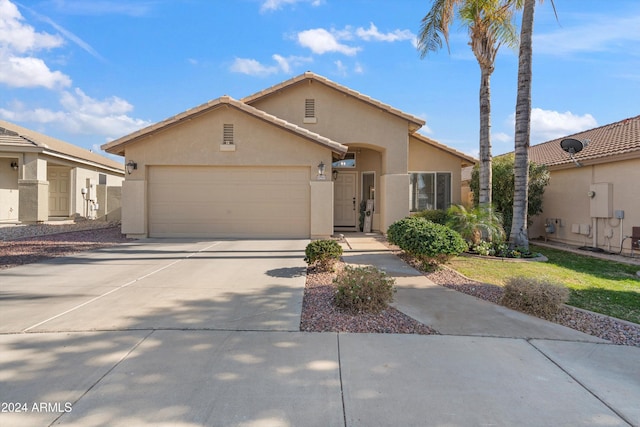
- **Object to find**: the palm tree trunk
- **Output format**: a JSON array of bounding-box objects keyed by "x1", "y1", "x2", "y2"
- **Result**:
[
  {"x1": 509, "y1": 0, "x2": 535, "y2": 250},
  {"x1": 478, "y1": 65, "x2": 493, "y2": 207}
]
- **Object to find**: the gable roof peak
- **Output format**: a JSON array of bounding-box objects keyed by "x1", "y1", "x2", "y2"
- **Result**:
[
  {"x1": 242, "y1": 71, "x2": 425, "y2": 132},
  {"x1": 101, "y1": 94, "x2": 347, "y2": 157}
]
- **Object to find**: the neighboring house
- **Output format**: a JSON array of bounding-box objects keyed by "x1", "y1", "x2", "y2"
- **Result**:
[
  {"x1": 528, "y1": 115, "x2": 640, "y2": 255},
  {"x1": 102, "y1": 72, "x2": 476, "y2": 239},
  {"x1": 0, "y1": 120, "x2": 125, "y2": 223}
]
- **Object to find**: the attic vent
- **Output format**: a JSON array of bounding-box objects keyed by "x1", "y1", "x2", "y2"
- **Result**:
[
  {"x1": 223, "y1": 124, "x2": 234, "y2": 145},
  {"x1": 304, "y1": 99, "x2": 317, "y2": 123}
]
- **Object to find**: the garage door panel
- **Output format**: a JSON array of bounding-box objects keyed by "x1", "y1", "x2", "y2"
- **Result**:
[{"x1": 148, "y1": 166, "x2": 310, "y2": 238}]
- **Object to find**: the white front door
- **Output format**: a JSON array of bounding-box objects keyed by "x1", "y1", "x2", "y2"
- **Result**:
[
  {"x1": 48, "y1": 166, "x2": 70, "y2": 217},
  {"x1": 334, "y1": 171, "x2": 357, "y2": 227}
]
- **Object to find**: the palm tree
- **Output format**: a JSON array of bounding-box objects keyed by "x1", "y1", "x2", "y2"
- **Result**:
[
  {"x1": 509, "y1": 0, "x2": 556, "y2": 250},
  {"x1": 418, "y1": 0, "x2": 517, "y2": 207}
]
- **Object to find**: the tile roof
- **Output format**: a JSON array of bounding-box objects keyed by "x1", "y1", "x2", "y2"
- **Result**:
[
  {"x1": 529, "y1": 115, "x2": 640, "y2": 167},
  {"x1": 101, "y1": 96, "x2": 348, "y2": 157},
  {"x1": 242, "y1": 71, "x2": 426, "y2": 133},
  {"x1": 0, "y1": 120, "x2": 124, "y2": 172}
]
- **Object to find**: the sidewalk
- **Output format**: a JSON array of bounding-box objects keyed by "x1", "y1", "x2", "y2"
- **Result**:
[
  {"x1": 339, "y1": 233, "x2": 605, "y2": 341},
  {"x1": 336, "y1": 232, "x2": 640, "y2": 426}
]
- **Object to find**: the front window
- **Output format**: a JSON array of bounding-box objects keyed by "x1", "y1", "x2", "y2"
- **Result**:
[
  {"x1": 332, "y1": 152, "x2": 356, "y2": 168},
  {"x1": 410, "y1": 172, "x2": 451, "y2": 212}
]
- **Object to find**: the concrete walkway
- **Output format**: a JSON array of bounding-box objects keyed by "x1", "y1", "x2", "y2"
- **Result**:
[
  {"x1": 340, "y1": 233, "x2": 608, "y2": 341},
  {"x1": 1, "y1": 237, "x2": 639, "y2": 426}
]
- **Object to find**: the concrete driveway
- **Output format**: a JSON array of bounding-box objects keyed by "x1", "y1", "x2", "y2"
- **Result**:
[
  {"x1": 1, "y1": 237, "x2": 639, "y2": 426},
  {"x1": 0, "y1": 239, "x2": 308, "y2": 333}
]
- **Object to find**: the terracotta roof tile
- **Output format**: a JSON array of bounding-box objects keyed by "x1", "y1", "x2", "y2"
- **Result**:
[{"x1": 529, "y1": 115, "x2": 640, "y2": 167}]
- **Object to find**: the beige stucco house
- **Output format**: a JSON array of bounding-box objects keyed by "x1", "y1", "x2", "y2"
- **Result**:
[
  {"x1": 0, "y1": 120, "x2": 125, "y2": 223},
  {"x1": 102, "y1": 72, "x2": 476, "y2": 239},
  {"x1": 528, "y1": 115, "x2": 640, "y2": 255}
]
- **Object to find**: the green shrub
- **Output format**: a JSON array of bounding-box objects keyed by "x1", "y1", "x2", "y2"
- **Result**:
[
  {"x1": 413, "y1": 209, "x2": 448, "y2": 225},
  {"x1": 388, "y1": 216, "x2": 467, "y2": 266},
  {"x1": 304, "y1": 239, "x2": 343, "y2": 271},
  {"x1": 500, "y1": 276, "x2": 569, "y2": 320},
  {"x1": 334, "y1": 265, "x2": 396, "y2": 313}
]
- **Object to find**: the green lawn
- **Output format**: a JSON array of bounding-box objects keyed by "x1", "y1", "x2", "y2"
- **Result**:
[{"x1": 447, "y1": 245, "x2": 640, "y2": 324}]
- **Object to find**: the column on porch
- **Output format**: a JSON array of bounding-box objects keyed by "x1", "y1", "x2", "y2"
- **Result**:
[
  {"x1": 380, "y1": 139, "x2": 410, "y2": 233},
  {"x1": 18, "y1": 153, "x2": 48, "y2": 223},
  {"x1": 310, "y1": 180, "x2": 333, "y2": 239}
]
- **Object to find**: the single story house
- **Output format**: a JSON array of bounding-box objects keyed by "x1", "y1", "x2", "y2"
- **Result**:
[
  {"x1": 528, "y1": 115, "x2": 640, "y2": 255},
  {"x1": 0, "y1": 120, "x2": 125, "y2": 223},
  {"x1": 102, "y1": 72, "x2": 476, "y2": 239}
]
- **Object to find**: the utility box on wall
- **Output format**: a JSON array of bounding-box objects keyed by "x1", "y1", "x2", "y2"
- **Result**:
[{"x1": 589, "y1": 183, "x2": 613, "y2": 218}]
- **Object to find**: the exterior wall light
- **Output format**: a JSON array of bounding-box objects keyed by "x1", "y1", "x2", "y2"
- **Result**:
[
  {"x1": 125, "y1": 160, "x2": 138, "y2": 175},
  {"x1": 332, "y1": 169, "x2": 339, "y2": 180},
  {"x1": 10, "y1": 161, "x2": 18, "y2": 170},
  {"x1": 317, "y1": 161, "x2": 326, "y2": 180}
]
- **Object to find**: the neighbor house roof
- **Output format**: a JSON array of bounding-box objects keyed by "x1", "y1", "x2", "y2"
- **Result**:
[
  {"x1": 529, "y1": 115, "x2": 640, "y2": 168},
  {"x1": 0, "y1": 120, "x2": 124, "y2": 173},
  {"x1": 242, "y1": 71, "x2": 426, "y2": 133},
  {"x1": 102, "y1": 95, "x2": 348, "y2": 157},
  {"x1": 411, "y1": 132, "x2": 477, "y2": 167}
]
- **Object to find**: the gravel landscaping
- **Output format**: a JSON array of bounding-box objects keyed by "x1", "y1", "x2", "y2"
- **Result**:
[
  {"x1": 300, "y1": 264, "x2": 438, "y2": 335},
  {"x1": 397, "y1": 252, "x2": 640, "y2": 347},
  {"x1": 0, "y1": 221, "x2": 131, "y2": 270}
]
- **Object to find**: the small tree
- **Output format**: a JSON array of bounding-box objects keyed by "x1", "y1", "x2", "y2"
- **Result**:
[
  {"x1": 470, "y1": 154, "x2": 549, "y2": 233},
  {"x1": 446, "y1": 204, "x2": 505, "y2": 245}
]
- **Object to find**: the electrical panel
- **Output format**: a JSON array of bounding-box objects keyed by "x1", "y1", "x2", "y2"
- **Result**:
[{"x1": 589, "y1": 183, "x2": 613, "y2": 218}]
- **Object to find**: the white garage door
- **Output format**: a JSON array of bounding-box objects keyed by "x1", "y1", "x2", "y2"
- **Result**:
[{"x1": 148, "y1": 166, "x2": 310, "y2": 238}]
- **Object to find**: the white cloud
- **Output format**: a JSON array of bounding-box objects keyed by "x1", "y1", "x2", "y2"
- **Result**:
[
  {"x1": 0, "y1": 0, "x2": 72, "y2": 88},
  {"x1": 492, "y1": 132, "x2": 511, "y2": 143},
  {"x1": 356, "y1": 23, "x2": 416, "y2": 45},
  {"x1": 334, "y1": 60, "x2": 347, "y2": 76},
  {"x1": 0, "y1": 88, "x2": 151, "y2": 139},
  {"x1": 535, "y1": 15, "x2": 640, "y2": 56},
  {"x1": 260, "y1": 0, "x2": 322, "y2": 12},
  {"x1": 0, "y1": 0, "x2": 64, "y2": 52},
  {"x1": 527, "y1": 108, "x2": 598, "y2": 143},
  {"x1": 230, "y1": 58, "x2": 276, "y2": 76},
  {"x1": 230, "y1": 54, "x2": 311, "y2": 76},
  {"x1": 297, "y1": 28, "x2": 360, "y2": 56},
  {"x1": 0, "y1": 55, "x2": 71, "y2": 88}
]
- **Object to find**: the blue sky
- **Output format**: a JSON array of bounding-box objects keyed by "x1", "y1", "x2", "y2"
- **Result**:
[{"x1": 1, "y1": 0, "x2": 639, "y2": 161}]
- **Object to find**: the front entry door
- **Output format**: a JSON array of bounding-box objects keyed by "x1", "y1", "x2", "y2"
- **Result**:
[
  {"x1": 334, "y1": 171, "x2": 357, "y2": 227},
  {"x1": 48, "y1": 166, "x2": 70, "y2": 217}
]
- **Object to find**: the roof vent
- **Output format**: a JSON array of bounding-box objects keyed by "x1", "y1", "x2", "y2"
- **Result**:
[
  {"x1": 304, "y1": 99, "x2": 317, "y2": 123},
  {"x1": 223, "y1": 124, "x2": 234, "y2": 145}
]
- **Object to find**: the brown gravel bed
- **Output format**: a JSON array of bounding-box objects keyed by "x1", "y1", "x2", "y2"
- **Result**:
[
  {"x1": 0, "y1": 226, "x2": 131, "y2": 270},
  {"x1": 400, "y1": 253, "x2": 640, "y2": 347},
  {"x1": 300, "y1": 264, "x2": 439, "y2": 335}
]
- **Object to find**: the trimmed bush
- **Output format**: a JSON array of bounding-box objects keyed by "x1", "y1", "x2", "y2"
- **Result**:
[
  {"x1": 334, "y1": 265, "x2": 396, "y2": 313},
  {"x1": 304, "y1": 239, "x2": 343, "y2": 271},
  {"x1": 500, "y1": 276, "x2": 569, "y2": 320},
  {"x1": 413, "y1": 209, "x2": 449, "y2": 225},
  {"x1": 388, "y1": 216, "x2": 467, "y2": 265}
]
